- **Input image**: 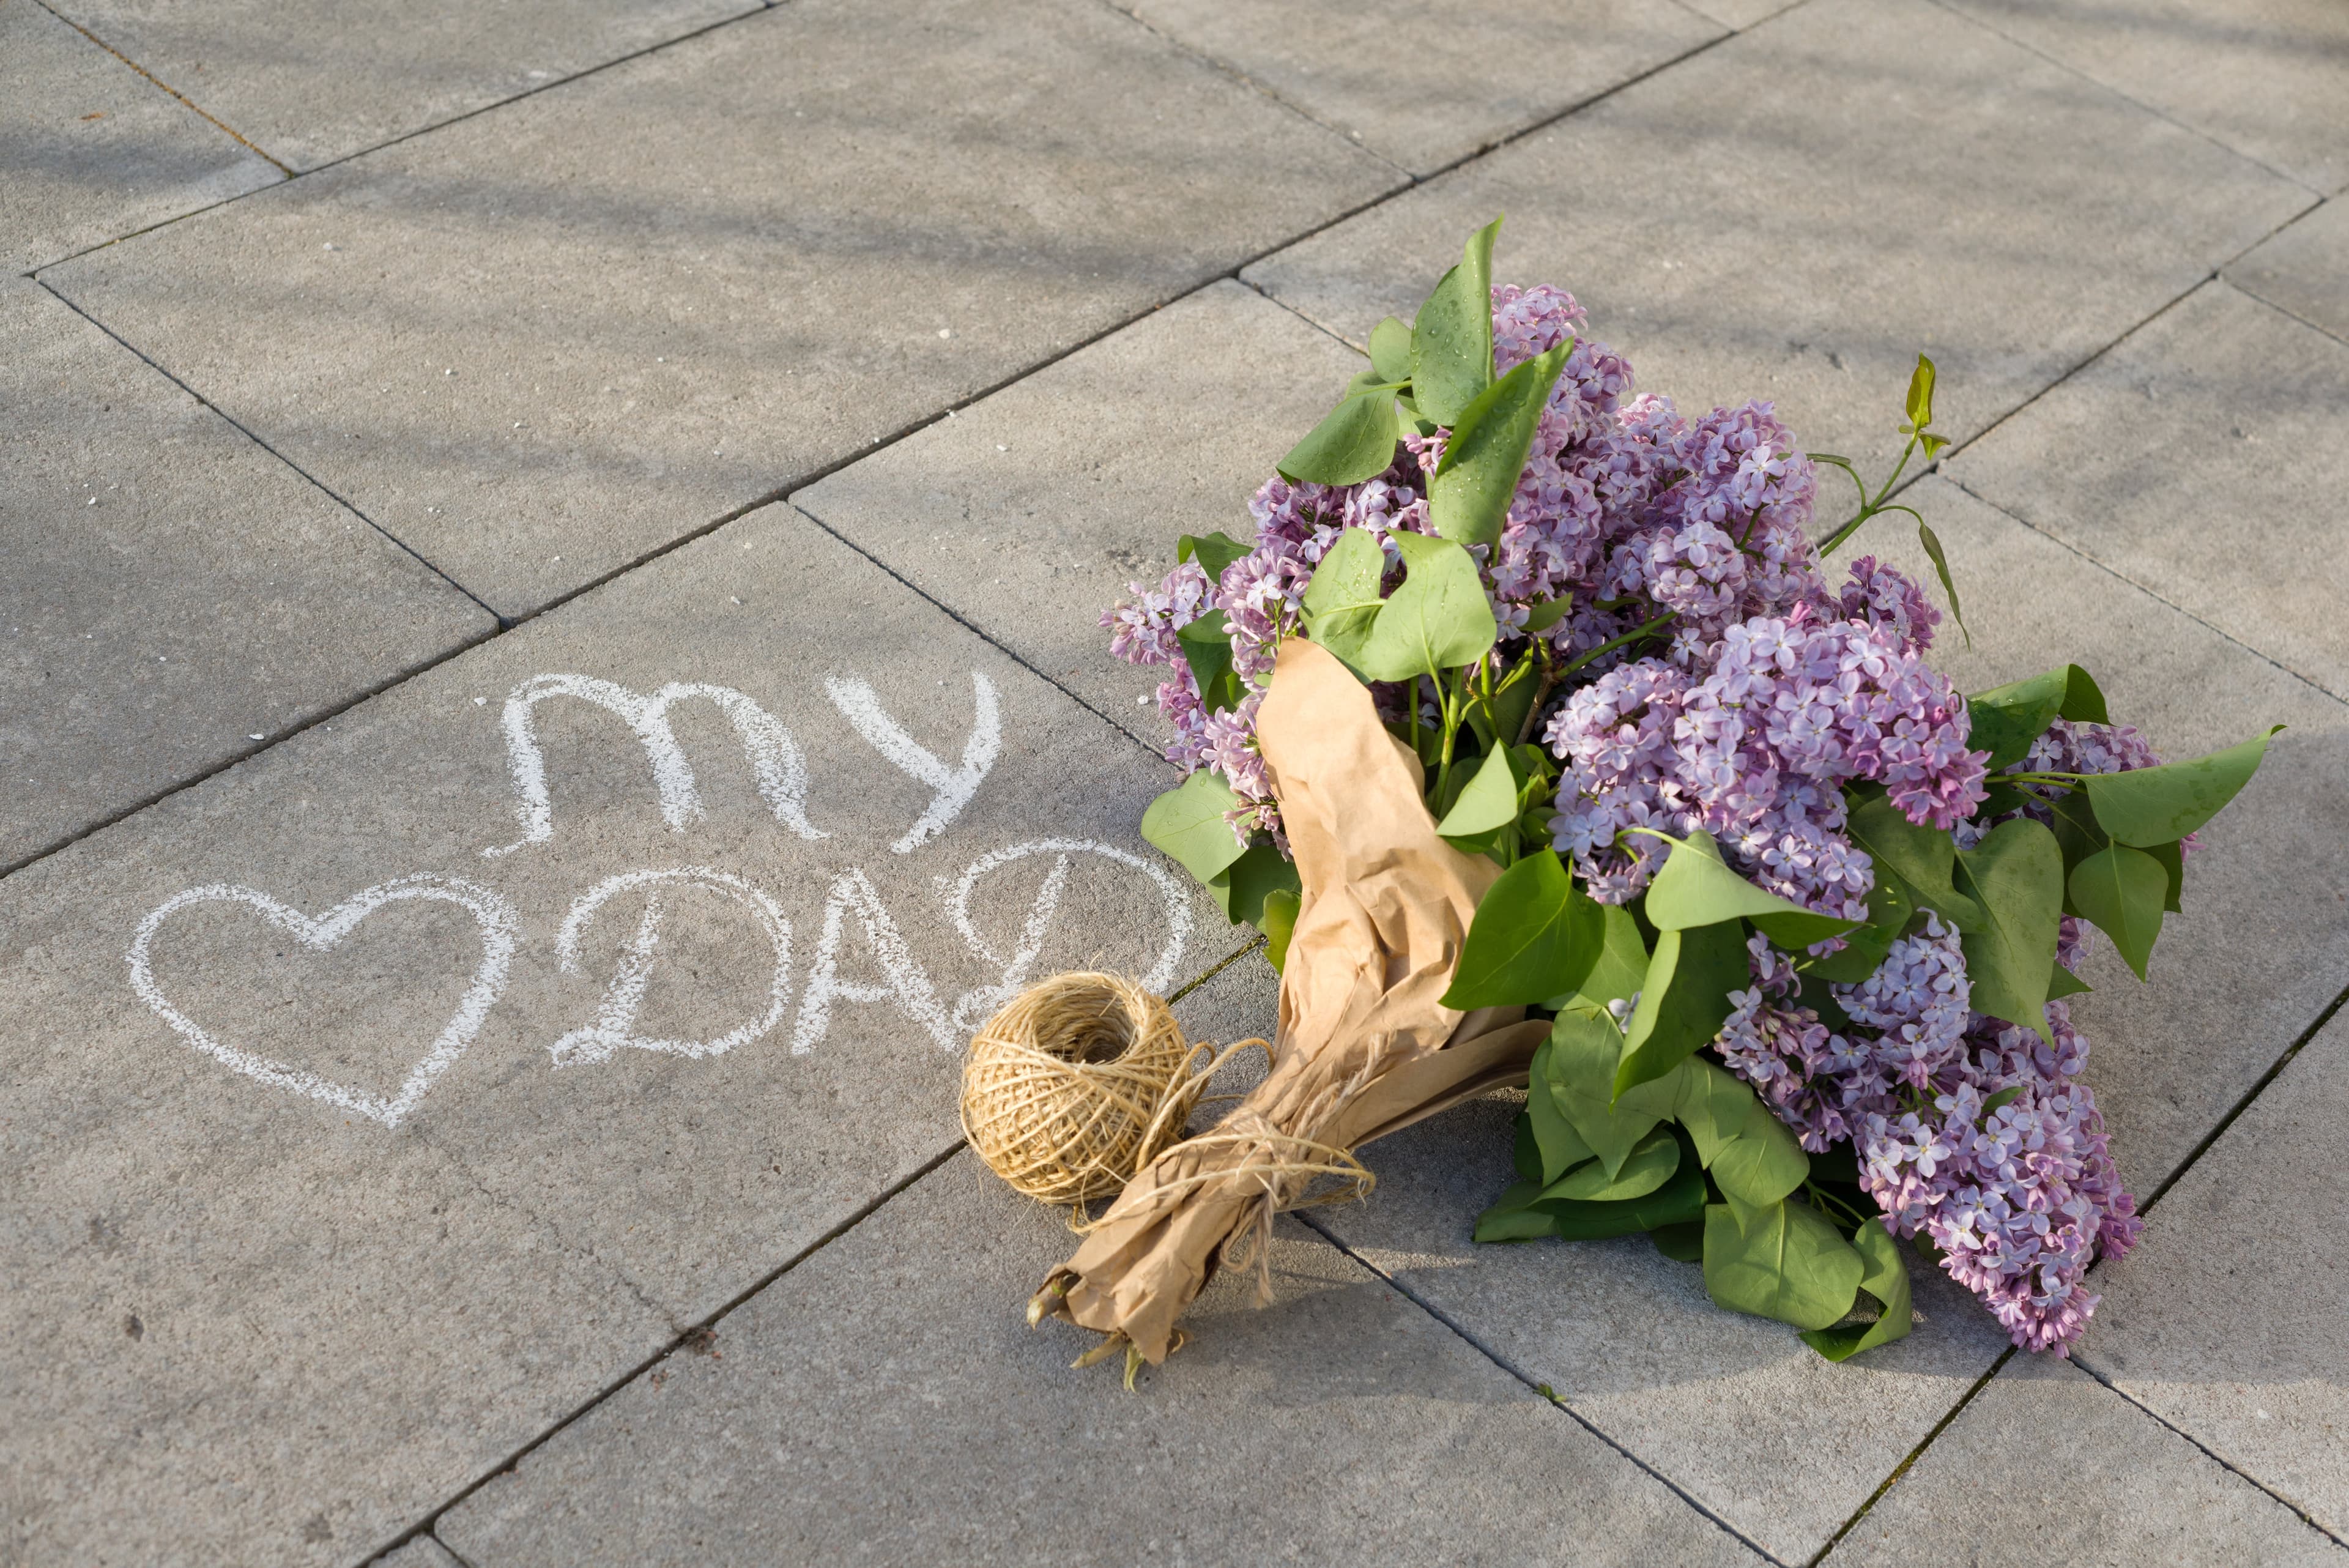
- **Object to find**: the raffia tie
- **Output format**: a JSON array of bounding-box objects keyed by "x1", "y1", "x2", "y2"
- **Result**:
[{"x1": 962, "y1": 972, "x2": 1272, "y2": 1220}]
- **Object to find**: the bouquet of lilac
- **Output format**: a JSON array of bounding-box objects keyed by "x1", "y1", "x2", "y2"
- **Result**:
[{"x1": 1107, "y1": 218, "x2": 2277, "y2": 1359}]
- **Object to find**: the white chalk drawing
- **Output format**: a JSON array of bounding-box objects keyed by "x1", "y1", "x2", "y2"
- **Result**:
[
  {"x1": 549, "y1": 868, "x2": 794, "y2": 1068},
  {"x1": 825, "y1": 670, "x2": 1000, "y2": 853},
  {"x1": 484, "y1": 675, "x2": 826, "y2": 856},
  {"x1": 125, "y1": 877, "x2": 521, "y2": 1128},
  {"x1": 946, "y1": 838, "x2": 1191, "y2": 1033},
  {"x1": 790, "y1": 866, "x2": 956, "y2": 1054}
]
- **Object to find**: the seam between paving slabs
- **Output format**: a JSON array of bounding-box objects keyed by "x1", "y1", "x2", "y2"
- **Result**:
[
  {"x1": 9, "y1": 0, "x2": 1764, "y2": 879},
  {"x1": 362, "y1": 936, "x2": 1261, "y2": 1565},
  {"x1": 2068, "y1": 1358, "x2": 2349, "y2": 1549},
  {"x1": 29, "y1": 280, "x2": 499, "y2": 621},
  {"x1": 28, "y1": 0, "x2": 293, "y2": 174},
  {"x1": 1815, "y1": 973, "x2": 2349, "y2": 1556},
  {"x1": 1913, "y1": 0, "x2": 2327, "y2": 199},
  {"x1": 1295, "y1": 1211, "x2": 1786, "y2": 1566},
  {"x1": 1091, "y1": 0, "x2": 1412, "y2": 181}
]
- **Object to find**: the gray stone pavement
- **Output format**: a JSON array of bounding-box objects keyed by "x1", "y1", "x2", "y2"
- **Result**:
[{"x1": 4, "y1": 0, "x2": 2345, "y2": 1562}]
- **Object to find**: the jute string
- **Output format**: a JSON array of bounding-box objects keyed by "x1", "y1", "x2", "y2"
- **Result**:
[{"x1": 962, "y1": 973, "x2": 1372, "y2": 1236}]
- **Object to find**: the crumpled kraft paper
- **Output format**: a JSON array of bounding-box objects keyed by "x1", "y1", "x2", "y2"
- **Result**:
[{"x1": 1032, "y1": 637, "x2": 1548, "y2": 1362}]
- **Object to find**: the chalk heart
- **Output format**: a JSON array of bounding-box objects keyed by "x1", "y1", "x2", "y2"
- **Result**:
[{"x1": 126, "y1": 877, "x2": 522, "y2": 1128}]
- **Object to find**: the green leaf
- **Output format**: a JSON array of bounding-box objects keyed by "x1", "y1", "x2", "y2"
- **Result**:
[
  {"x1": 1473, "y1": 1180, "x2": 1559, "y2": 1243},
  {"x1": 1651, "y1": 1220, "x2": 1706, "y2": 1262},
  {"x1": 1442, "y1": 849, "x2": 1602, "y2": 1009},
  {"x1": 1703, "y1": 1198, "x2": 1866, "y2": 1331},
  {"x1": 2145, "y1": 838, "x2": 2185, "y2": 913},
  {"x1": 1967, "y1": 664, "x2": 2109, "y2": 771},
  {"x1": 1951, "y1": 817, "x2": 2065, "y2": 1041},
  {"x1": 1260, "y1": 888, "x2": 1299, "y2": 975},
  {"x1": 1968, "y1": 668, "x2": 2069, "y2": 772},
  {"x1": 1409, "y1": 215, "x2": 1501, "y2": 426},
  {"x1": 2068, "y1": 842, "x2": 2169, "y2": 981},
  {"x1": 1674, "y1": 1058, "x2": 1809, "y2": 1207},
  {"x1": 1616, "y1": 920, "x2": 1751, "y2": 1096},
  {"x1": 1140, "y1": 769, "x2": 1249, "y2": 886},
  {"x1": 1277, "y1": 384, "x2": 1401, "y2": 486},
  {"x1": 1429, "y1": 340, "x2": 1573, "y2": 548},
  {"x1": 1521, "y1": 596, "x2": 1572, "y2": 633},
  {"x1": 1176, "y1": 530, "x2": 1251, "y2": 585},
  {"x1": 1546, "y1": 1009, "x2": 1683, "y2": 1178},
  {"x1": 1903, "y1": 353, "x2": 1937, "y2": 432},
  {"x1": 1468, "y1": 663, "x2": 1542, "y2": 755},
  {"x1": 1846, "y1": 787, "x2": 1980, "y2": 929},
  {"x1": 1299, "y1": 527, "x2": 1388, "y2": 674},
  {"x1": 1368, "y1": 316, "x2": 1414, "y2": 384},
  {"x1": 1545, "y1": 1126, "x2": 1679, "y2": 1201},
  {"x1": 1543, "y1": 1134, "x2": 1706, "y2": 1239},
  {"x1": 2085, "y1": 727, "x2": 2282, "y2": 847},
  {"x1": 1803, "y1": 869, "x2": 1916, "y2": 983},
  {"x1": 1798, "y1": 1217, "x2": 1914, "y2": 1361},
  {"x1": 1641, "y1": 829, "x2": 1863, "y2": 949},
  {"x1": 1980, "y1": 1085, "x2": 2026, "y2": 1117},
  {"x1": 1561, "y1": 903, "x2": 1649, "y2": 1009},
  {"x1": 1526, "y1": 1041, "x2": 1596, "y2": 1184},
  {"x1": 1176, "y1": 613, "x2": 1245, "y2": 713},
  {"x1": 1205, "y1": 839, "x2": 1301, "y2": 929},
  {"x1": 1915, "y1": 521, "x2": 1964, "y2": 639},
  {"x1": 1437, "y1": 746, "x2": 1522, "y2": 839},
  {"x1": 2047, "y1": 960, "x2": 2091, "y2": 1000},
  {"x1": 1358, "y1": 531, "x2": 1499, "y2": 684}
]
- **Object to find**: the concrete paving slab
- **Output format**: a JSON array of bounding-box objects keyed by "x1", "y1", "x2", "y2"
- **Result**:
[
  {"x1": 2227, "y1": 199, "x2": 2349, "y2": 343},
  {"x1": 795, "y1": 280, "x2": 1360, "y2": 752},
  {"x1": 0, "y1": 500, "x2": 1228, "y2": 1562},
  {"x1": 0, "y1": 0, "x2": 277, "y2": 272},
  {"x1": 43, "y1": 0, "x2": 1400, "y2": 620},
  {"x1": 1316, "y1": 1093, "x2": 2013, "y2": 1564},
  {"x1": 437, "y1": 1153, "x2": 1762, "y2": 1568},
  {"x1": 1942, "y1": 0, "x2": 2349, "y2": 195},
  {"x1": 0, "y1": 1020, "x2": 670, "y2": 1568},
  {"x1": 43, "y1": 0, "x2": 760, "y2": 174},
  {"x1": 1313, "y1": 475, "x2": 2349, "y2": 1561},
  {"x1": 1844, "y1": 478, "x2": 2349, "y2": 1198},
  {"x1": 1676, "y1": 0, "x2": 1803, "y2": 29},
  {"x1": 1242, "y1": 0, "x2": 2309, "y2": 482},
  {"x1": 0, "y1": 276, "x2": 493, "y2": 871},
  {"x1": 2079, "y1": 1009, "x2": 2349, "y2": 1539},
  {"x1": 1949, "y1": 281, "x2": 2349, "y2": 705},
  {"x1": 1827, "y1": 1356, "x2": 2347, "y2": 1567},
  {"x1": 2227, "y1": 199, "x2": 2339, "y2": 343},
  {"x1": 366, "y1": 1540, "x2": 466, "y2": 1568},
  {"x1": 1117, "y1": 0, "x2": 1723, "y2": 175}
]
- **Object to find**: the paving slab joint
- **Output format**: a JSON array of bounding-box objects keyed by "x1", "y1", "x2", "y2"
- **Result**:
[
  {"x1": 2065, "y1": 1355, "x2": 2349, "y2": 1550},
  {"x1": 1293, "y1": 1209, "x2": 1787, "y2": 1564},
  {"x1": 1939, "y1": 470, "x2": 2349, "y2": 708},
  {"x1": 1909, "y1": 0, "x2": 2327, "y2": 199},
  {"x1": 26, "y1": 0, "x2": 291, "y2": 174},
  {"x1": 1089, "y1": 0, "x2": 1414, "y2": 180},
  {"x1": 1806, "y1": 1347, "x2": 2013, "y2": 1564}
]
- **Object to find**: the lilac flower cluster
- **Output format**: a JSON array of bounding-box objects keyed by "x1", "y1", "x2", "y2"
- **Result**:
[
  {"x1": 1714, "y1": 917, "x2": 2140, "y2": 1354},
  {"x1": 1545, "y1": 612, "x2": 1986, "y2": 909}
]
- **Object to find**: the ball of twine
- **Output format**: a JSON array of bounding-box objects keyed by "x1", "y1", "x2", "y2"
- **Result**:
[{"x1": 962, "y1": 972, "x2": 1260, "y2": 1212}]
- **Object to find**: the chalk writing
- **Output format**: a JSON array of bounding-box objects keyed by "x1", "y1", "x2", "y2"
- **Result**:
[
  {"x1": 790, "y1": 866, "x2": 956, "y2": 1055},
  {"x1": 826, "y1": 671, "x2": 1001, "y2": 853},
  {"x1": 549, "y1": 868, "x2": 793, "y2": 1068},
  {"x1": 126, "y1": 877, "x2": 520, "y2": 1128},
  {"x1": 946, "y1": 838, "x2": 1190, "y2": 1033},
  {"x1": 484, "y1": 675, "x2": 826, "y2": 857}
]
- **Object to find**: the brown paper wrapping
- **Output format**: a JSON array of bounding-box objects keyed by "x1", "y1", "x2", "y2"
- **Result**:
[{"x1": 1031, "y1": 637, "x2": 1548, "y2": 1362}]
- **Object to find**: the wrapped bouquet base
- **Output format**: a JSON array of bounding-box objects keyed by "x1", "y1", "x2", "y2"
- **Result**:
[{"x1": 1030, "y1": 639, "x2": 1546, "y2": 1364}]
